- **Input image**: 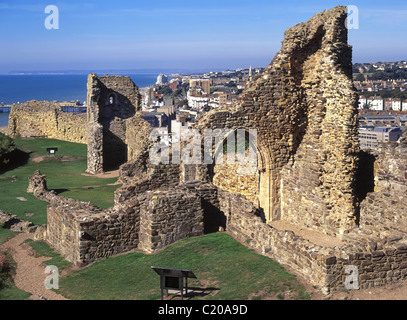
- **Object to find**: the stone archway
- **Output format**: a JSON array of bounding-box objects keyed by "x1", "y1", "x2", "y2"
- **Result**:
[{"x1": 208, "y1": 129, "x2": 276, "y2": 223}]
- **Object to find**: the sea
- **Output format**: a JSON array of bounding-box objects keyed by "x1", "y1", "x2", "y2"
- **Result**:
[{"x1": 0, "y1": 74, "x2": 159, "y2": 127}]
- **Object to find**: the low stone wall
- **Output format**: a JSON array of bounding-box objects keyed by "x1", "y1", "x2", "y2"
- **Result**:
[
  {"x1": 8, "y1": 101, "x2": 87, "y2": 144},
  {"x1": 0, "y1": 210, "x2": 37, "y2": 233},
  {"x1": 328, "y1": 240, "x2": 407, "y2": 290},
  {"x1": 219, "y1": 189, "x2": 334, "y2": 291},
  {"x1": 138, "y1": 188, "x2": 204, "y2": 253},
  {"x1": 219, "y1": 189, "x2": 407, "y2": 293},
  {"x1": 29, "y1": 166, "x2": 407, "y2": 292},
  {"x1": 29, "y1": 168, "x2": 204, "y2": 265}
]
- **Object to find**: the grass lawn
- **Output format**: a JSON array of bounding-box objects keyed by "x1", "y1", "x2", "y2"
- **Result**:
[
  {"x1": 0, "y1": 138, "x2": 120, "y2": 225},
  {"x1": 57, "y1": 233, "x2": 310, "y2": 300},
  {"x1": 22, "y1": 238, "x2": 72, "y2": 272}
]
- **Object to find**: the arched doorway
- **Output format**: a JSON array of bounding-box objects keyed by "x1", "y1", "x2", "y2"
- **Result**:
[{"x1": 209, "y1": 129, "x2": 275, "y2": 223}]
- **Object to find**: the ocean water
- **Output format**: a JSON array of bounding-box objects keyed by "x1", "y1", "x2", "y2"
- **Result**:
[
  {"x1": 0, "y1": 73, "x2": 159, "y2": 127},
  {"x1": 0, "y1": 113, "x2": 8, "y2": 127}
]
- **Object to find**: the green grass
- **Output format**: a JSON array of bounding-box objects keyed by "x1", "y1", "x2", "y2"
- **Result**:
[
  {"x1": 0, "y1": 248, "x2": 31, "y2": 300},
  {"x1": 0, "y1": 225, "x2": 17, "y2": 246},
  {"x1": 22, "y1": 239, "x2": 72, "y2": 272},
  {"x1": 58, "y1": 233, "x2": 310, "y2": 300},
  {"x1": 0, "y1": 284, "x2": 31, "y2": 300},
  {"x1": 0, "y1": 138, "x2": 311, "y2": 301},
  {"x1": 0, "y1": 138, "x2": 120, "y2": 225}
]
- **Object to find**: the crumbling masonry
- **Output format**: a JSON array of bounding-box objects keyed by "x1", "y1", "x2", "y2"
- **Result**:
[
  {"x1": 27, "y1": 6, "x2": 407, "y2": 294},
  {"x1": 86, "y1": 74, "x2": 142, "y2": 174}
]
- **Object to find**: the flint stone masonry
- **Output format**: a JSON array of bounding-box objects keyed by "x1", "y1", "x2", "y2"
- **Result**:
[
  {"x1": 138, "y1": 187, "x2": 204, "y2": 253},
  {"x1": 8, "y1": 100, "x2": 87, "y2": 143},
  {"x1": 119, "y1": 114, "x2": 153, "y2": 183}
]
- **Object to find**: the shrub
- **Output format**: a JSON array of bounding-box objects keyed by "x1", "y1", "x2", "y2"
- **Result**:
[{"x1": 0, "y1": 133, "x2": 15, "y2": 157}]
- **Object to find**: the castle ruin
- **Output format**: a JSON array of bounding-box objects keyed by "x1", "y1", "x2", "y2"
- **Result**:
[{"x1": 23, "y1": 6, "x2": 407, "y2": 294}]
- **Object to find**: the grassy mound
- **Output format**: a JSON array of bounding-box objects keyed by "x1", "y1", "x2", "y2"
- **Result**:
[{"x1": 58, "y1": 233, "x2": 310, "y2": 300}]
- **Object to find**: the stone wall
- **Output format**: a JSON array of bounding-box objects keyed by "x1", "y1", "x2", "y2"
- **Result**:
[
  {"x1": 86, "y1": 74, "x2": 142, "y2": 174},
  {"x1": 119, "y1": 114, "x2": 153, "y2": 183},
  {"x1": 30, "y1": 167, "x2": 204, "y2": 265},
  {"x1": 194, "y1": 6, "x2": 359, "y2": 237},
  {"x1": 359, "y1": 134, "x2": 407, "y2": 239},
  {"x1": 8, "y1": 100, "x2": 87, "y2": 143},
  {"x1": 138, "y1": 187, "x2": 204, "y2": 253},
  {"x1": 212, "y1": 161, "x2": 259, "y2": 205},
  {"x1": 220, "y1": 188, "x2": 407, "y2": 293}
]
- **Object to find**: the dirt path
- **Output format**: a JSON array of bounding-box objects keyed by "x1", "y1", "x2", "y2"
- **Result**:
[{"x1": 0, "y1": 233, "x2": 68, "y2": 300}]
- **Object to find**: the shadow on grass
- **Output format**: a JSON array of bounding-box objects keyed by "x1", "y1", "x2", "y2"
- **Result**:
[
  {"x1": 50, "y1": 188, "x2": 70, "y2": 195},
  {"x1": 0, "y1": 150, "x2": 31, "y2": 174},
  {"x1": 162, "y1": 286, "x2": 220, "y2": 300}
]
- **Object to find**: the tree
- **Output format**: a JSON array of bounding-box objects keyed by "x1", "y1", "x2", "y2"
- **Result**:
[
  {"x1": 355, "y1": 74, "x2": 365, "y2": 82},
  {"x1": 177, "y1": 99, "x2": 188, "y2": 108}
]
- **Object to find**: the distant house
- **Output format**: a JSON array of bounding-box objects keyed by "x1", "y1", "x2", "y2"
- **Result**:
[
  {"x1": 392, "y1": 98, "x2": 402, "y2": 111},
  {"x1": 403, "y1": 100, "x2": 407, "y2": 111},
  {"x1": 142, "y1": 111, "x2": 169, "y2": 128},
  {"x1": 367, "y1": 96, "x2": 384, "y2": 111},
  {"x1": 169, "y1": 79, "x2": 180, "y2": 91},
  {"x1": 189, "y1": 79, "x2": 211, "y2": 94},
  {"x1": 358, "y1": 95, "x2": 367, "y2": 109},
  {"x1": 384, "y1": 98, "x2": 393, "y2": 111}
]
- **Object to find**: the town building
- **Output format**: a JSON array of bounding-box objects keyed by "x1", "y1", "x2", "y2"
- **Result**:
[
  {"x1": 189, "y1": 78, "x2": 211, "y2": 94},
  {"x1": 156, "y1": 74, "x2": 168, "y2": 85},
  {"x1": 359, "y1": 126, "x2": 403, "y2": 149},
  {"x1": 142, "y1": 111, "x2": 169, "y2": 128},
  {"x1": 358, "y1": 95, "x2": 367, "y2": 109},
  {"x1": 367, "y1": 96, "x2": 384, "y2": 111},
  {"x1": 392, "y1": 98, "x2": 402, "y2": 111}
]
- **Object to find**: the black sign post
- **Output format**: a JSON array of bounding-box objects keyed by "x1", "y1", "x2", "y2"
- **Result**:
[{"x1": 151, "y1": 266, "x2": 197, "y2": 300}]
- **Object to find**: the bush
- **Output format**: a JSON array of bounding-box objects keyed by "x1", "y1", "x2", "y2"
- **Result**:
[
  {"x1": 0, "y1": 133, "x2": 15, "y2": 156},
  {"x1": 0, "y1": 253, "x2": 11, "y2": 290}
]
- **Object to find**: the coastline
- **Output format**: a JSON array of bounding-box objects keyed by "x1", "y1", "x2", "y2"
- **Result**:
[
  {"x1": 0, "y1": 126, "x2": 8, "y2": 134},
  {"x1": 0, "y1": 74, "x2": 158, "y2": 105}
]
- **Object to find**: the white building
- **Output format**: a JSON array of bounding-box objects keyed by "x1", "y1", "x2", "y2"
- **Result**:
[
  {"x1": 403, "y1": 100, "x2": 407, "y2": 111},
  {"x1": 156, "y1": 74, "x2": 168, "y2": 85},
  {"x1": 187, "y1": 90, "x2": 209, "y2": 111},
  {"x1": 358, "y1": 95, "x2": 367, "y2": 109},
  {"x1": 392, "y1": 98, "x2": 402, "y2": 111},
  {"x1": 367, "y1": 96, "x2": 384, "y2": 111}
]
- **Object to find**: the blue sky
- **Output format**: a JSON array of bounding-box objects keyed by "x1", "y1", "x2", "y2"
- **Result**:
[{"x1": 0, "y1": 0, "x2": 406, "y2": 73}]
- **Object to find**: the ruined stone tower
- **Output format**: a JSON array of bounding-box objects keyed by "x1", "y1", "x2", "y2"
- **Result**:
[
  {"x1": 195, "y1": 5, "x2": 360, "y2": 237},
  {"x1": 86, "y1": 74, "x2": 141, "y2": 174}
]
